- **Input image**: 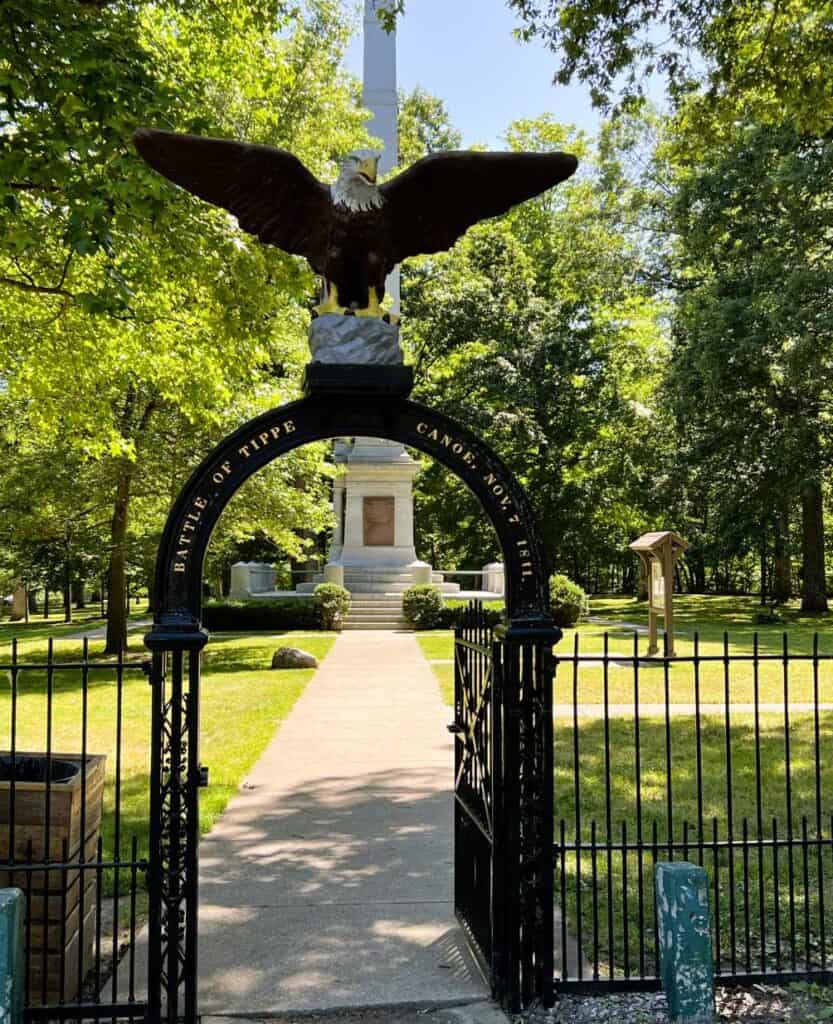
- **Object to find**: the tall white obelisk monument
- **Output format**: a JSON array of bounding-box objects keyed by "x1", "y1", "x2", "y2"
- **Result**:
[
  {"x1": 322, "y1": 5, "x2": 429, "y2": 594},
  {"x1": 362, "y1": 0, "x2": 400, "y2": 313}
]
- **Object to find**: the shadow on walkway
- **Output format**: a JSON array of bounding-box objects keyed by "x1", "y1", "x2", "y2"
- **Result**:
[{"x1": 197, "y1": 767, "x2": 485, "y2": 1013}]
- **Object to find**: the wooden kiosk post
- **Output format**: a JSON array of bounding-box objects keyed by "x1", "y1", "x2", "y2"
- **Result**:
[{"x1": 629, "y1": 531, "x2": 689, "y2": 657}]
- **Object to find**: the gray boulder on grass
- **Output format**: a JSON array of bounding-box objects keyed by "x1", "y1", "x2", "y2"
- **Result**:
[{"x1": 271, "y1": 647, "x2": 318, "y2": 670}]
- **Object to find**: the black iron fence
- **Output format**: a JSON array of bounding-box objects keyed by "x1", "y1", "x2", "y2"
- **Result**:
[
  {"x1": 0, "y1": 638, "x2": 149, "y2": 1021},
  {"x1": 553, "y1": 631, "x2": 833, "y2": 991},
  {"x1": 5, "y1": 620, "x2": 832, "y2": 1013}
]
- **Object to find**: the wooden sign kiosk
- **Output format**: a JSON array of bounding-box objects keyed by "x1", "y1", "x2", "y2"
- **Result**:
[{"x1": 629, "y1": 531, "x2": 688, "y2": 657}]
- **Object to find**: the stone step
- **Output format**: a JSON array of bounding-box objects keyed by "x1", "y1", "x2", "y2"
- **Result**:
[
  {"x1": 348, "y1": 582, "x2": 461, "y2": 594},
  {"x1": 346, "y1": 583, "x2": 413, "y2": 593},
  {"x1": 343, "y1": 571, "x2": 415, "y2": 580},
  {"x1": 342, "y1": 622, "x2": 409, "y2": 631},
  {"x1": 346, "y1": 613, "x2": 405, "y2": 622},
  {"x1": 348, "y1": 598, "x2": 403, "y2": 606},
  {"x1": 349, "y1": 611, "x2": 403, "y2": 617},
  {"x1": 295, "y1": 572, "x2": 460, "y2": 596},
  {"x1": 344, "y1": 573, "x2": 449, "y2": 583}
]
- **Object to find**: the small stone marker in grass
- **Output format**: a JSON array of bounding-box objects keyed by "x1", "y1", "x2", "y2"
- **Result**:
[
  {"x1": 8, "y1": 587, "x2": 26, "y2": 623},
  {"x1": 0, "y1": 888, "x2": 24, "y2": 1024},
  {"x1": 271, "y1": 647, "x2": 318, "y2": 669},
  {"x1": 656, "y1": 862, "x2": 715, "y2": 1023}
]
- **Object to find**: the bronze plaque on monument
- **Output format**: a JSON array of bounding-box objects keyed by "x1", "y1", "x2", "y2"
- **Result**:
[{"x1": 363, "y1": 496, "x2": 395, "y2": 546}]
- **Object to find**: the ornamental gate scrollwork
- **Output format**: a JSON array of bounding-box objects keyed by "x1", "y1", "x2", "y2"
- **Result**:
[{"x1": 145, "y1": 642, "x2": 204, "y2": 1024}]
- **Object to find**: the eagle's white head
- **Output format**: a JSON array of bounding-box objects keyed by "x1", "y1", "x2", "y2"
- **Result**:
[{"x1": 332, "y1": 150, "x2": 385, "y2": 212}]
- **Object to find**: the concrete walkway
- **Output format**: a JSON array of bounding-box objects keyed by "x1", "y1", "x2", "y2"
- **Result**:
[{"x1": 197, "y1": 629, "x2": 487, "y2": 1014}]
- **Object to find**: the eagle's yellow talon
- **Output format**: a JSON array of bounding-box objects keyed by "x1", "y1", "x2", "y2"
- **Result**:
[
  {"x1": 313, "y1": 282, "x2": 343, "y2": 317},
  {"x1": 353, "y1": 287, "x2": 385, "y2": 319}
]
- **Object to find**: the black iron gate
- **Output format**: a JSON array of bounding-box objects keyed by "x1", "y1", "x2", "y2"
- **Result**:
[
  {"x1": 452, "y1": 605, "x2": 498, "y2": 968},
  {"x1": 453, "y1": 602, "x2": 558, "y2": 1010}
]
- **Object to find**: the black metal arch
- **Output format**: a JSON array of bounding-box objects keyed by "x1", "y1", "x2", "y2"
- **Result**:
[
  {"x1": 145, "y1": 387, "x2": 557, "y2": 1023},
  {"x1": 152, "y1": 391, "x2": 552, "y2": 632}
]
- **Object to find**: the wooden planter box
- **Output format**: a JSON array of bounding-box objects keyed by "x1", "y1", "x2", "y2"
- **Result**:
[{"x1": 0, "y1": 752, "x2": 106, "y2": 1005}]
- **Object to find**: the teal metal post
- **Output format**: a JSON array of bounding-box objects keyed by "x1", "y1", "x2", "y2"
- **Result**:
[
  {"x1": 655, "y1": 862, "x2": 715, "y2": 1023},
  {"x1": 0, "y1": 889, "x2": 24, "y2": 1024}
]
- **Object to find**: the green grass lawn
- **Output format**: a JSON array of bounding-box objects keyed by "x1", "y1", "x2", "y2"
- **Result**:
[
  {"x1": 0, "y1": 607, "x2": 151, "y2": 660},
  {"x1": 0, "y1": 626, "x2": 334, "y2": 895},
  {"x1": 418, "y1": 594, "x2": 833, "y2": 706},
  {"x1": 556, "y1": 708, "x2": 833, "y2": 978},
  {"x1": 417, "y1": 594, "x2": 833, "y2": 977}
]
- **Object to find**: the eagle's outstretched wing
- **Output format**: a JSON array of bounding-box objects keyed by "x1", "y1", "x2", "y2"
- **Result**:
[
  {"x1": 134, "y1": 129, "x2": 332, "y2": 266},
  {"x1": 380, "y1": 150, "x2": 578, "y2": 262}
]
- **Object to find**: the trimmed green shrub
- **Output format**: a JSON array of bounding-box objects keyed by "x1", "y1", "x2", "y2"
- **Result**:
[
  {"x1": 549, "y1": 573, "x2": 589, "y2": 628},
  {"x1": 402, "y1": 584, "x2": 444, "y2": 629},
  {"x1": 202, "y1": 598, "x2": 318, "y2": 631},
  {"x1": 314, "y1": 583, "x2": 351, "y2": 631}
]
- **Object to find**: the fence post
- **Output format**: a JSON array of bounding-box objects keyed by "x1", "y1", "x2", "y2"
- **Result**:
[
  {"x1": 0, "y1": 889, "x2": 24, "y2": 1024},
  {"x1": 656, "y1": 862, "x2": 715, "y2": 1023},
  {"x1": 145, "y1": 621, "x2": 208, "y2": 1024}
]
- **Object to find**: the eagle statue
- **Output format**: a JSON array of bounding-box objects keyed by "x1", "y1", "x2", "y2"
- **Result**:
[{"x1": 134, "y1": 129, "x2": 578, "y2": 319}]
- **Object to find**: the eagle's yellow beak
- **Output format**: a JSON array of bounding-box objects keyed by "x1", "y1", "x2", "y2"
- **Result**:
[{"x1": 358, "y1": 155, "x2": 379, "y2": 184}]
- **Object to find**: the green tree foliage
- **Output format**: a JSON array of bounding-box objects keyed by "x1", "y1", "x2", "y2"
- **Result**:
[
  {"x1": 379, "y1": 1, "x2": 833, "y2": 133},
  {"x1": 397, "y1": 88, "x2": 462, "y2": 166},
  {"x1": 509, "y1": 0, "x2": 832, "y2": 129},
  {"x1": 405, "y1": 117, "x2": 669, "y2": 586},
  {"x1": 0, "y1": 1, "x2": 367, "y2": 647},
  {"x1": 660, "y1": 111, "x2": 833, "y2": 611}
]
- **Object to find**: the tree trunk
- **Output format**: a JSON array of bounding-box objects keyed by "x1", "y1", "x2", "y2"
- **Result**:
[
  {"x1": 687, "y1": 549, "x2": 706, "y2": 592},
  {"x1": 63, "y1": 557, "x2": 72, "y2": 624},
  {"x1": 104, "y1": 393, "x2": 156, "y2": 653},
  {"x1": 800, "y1": 477, "x2": 828, "y2": 613},
  {"x1": 759, "y1": 536, "x2": 767, "y2": 606},
  {"x1": 72, "y1": 575, "x2": 86, "y2": 609},
  {"x1": 772, "y1": 510, "x2": 792, "y2": 603},
  {"x1": 43, "y1": 589, "x2": 49, "y2": 619},
  {"x1": 104, "y1": 464, "x2": 133, "y2": 654},
  {"x1": 636, "y1": 556, "x2": 648, "y2": 601}
]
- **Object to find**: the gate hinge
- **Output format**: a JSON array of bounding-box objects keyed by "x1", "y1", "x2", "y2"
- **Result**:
[
  {"x1": 446, "y1": 723, "x2": 463, "y2": 734},
  {"x1": 198, "y1": 764, "x2": 209, "y2": 788}
]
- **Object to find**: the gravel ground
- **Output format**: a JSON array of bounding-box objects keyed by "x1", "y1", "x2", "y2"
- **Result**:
[
  {"x1": 201, "y1": 985, "x2": 833, "y2": 1024},
  {"x1": 528, "y1": 983, "x2": 833, "y2": 1024}
]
